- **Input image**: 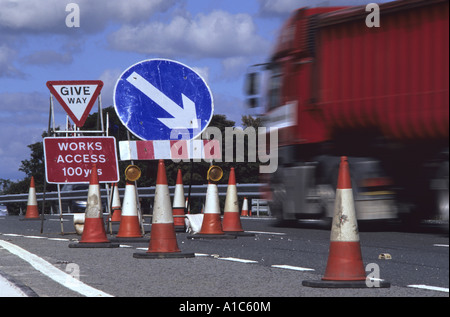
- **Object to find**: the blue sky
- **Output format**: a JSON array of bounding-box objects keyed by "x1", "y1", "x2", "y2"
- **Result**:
[{"x1": 0, "y1": 0, "x2": 384, "y2": 181}]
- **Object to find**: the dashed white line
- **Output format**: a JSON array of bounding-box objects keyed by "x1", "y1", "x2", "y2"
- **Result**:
[
  {"x1": 271, "y1": 264, "x2": 315, "y2": 272},
  {"x1": 47, "y1": 238, "x2": 70, "y2": 241},
  {"x1": 218, "y1": 257, "x2": 258, "y2": 264},
  {"x1": 407, "y1": 285, "x2": 449, "y2": 293},
  {"x1": 2, "y1": 233, "x2": 23, "y2": 237},
  {"x1": 23, "y1": 236, "x2": 46, "y2": 239},
  {"x1": 433, "y1": 244, "x2": 449, "y2": 248},
  {"x1": 245, "y1": 231, "x2": 286, "y2": 236}
]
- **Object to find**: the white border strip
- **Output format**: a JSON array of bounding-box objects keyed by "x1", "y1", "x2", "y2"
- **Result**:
[
  {"x1": 245, "y1": 231, "x2": 286, "y2": 236},
  {"x1": 218, "y1": 257, "x2": 258, "y2": 264},
  {"x1": 271, "y1": 265, "x2": 315, "y2": 272},
  {"x1": 0, "y1": 240, "x2": 113, "y2": 297},
  {"x1": 407, "y1": 284, "x2": 449, "y2": 293}
]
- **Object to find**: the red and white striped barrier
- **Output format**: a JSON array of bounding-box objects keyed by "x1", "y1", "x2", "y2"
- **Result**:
[{"x1": 118, "y1": 139, "x2": 221, "y2": 161}]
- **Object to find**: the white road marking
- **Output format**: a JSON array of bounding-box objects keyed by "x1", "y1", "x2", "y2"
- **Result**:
[
  {"x1": 407, "y1": 284, "x2": 449, "y2": 293},
  {"x1": 433, "y1": 244, "x2": 449, "y2": 248},
  {"x1": 271, "y1": 264, "x2": 315, "y2": 271},
  {"x1": 245, "y1": 231, "x2": 286, "y2": 236},
  {"x1": 218, "y1": 257, "x2": 258, "y2": 264},
  {"x1": 0, "y1": 240, "x2": 113, "y2": 297}
]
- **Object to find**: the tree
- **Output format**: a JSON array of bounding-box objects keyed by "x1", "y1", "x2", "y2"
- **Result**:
[{"x1": 7, "y1": 109, "x2": 262, "y2": 194}]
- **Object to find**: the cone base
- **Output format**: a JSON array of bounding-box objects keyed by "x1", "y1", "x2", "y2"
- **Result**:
[
  {"x1": 187, "y1": 233, "x2": 236, "y2": 240},
  {"x1": 69, "y1": 242, "x2": 120, "y2": 248},
  {"x1": 110, "y1": 213, "x2": 121, "y2": 222},
  {"x1": 198, "y1": 213, "x2": 224, "y2": 235},
  {"x1": 148, "y1": 223, "x2": 181, "y2": 253},
  {"x1": 110, "y1": 237, "x2": 149, "y2": 243},
  {"x1": 302, "y1": 279, "x2": 391, "y2": 288},
  {"x1": 80, "y1": 218, "x2": 109, "y2": 244},
  {"x1": 224, "y1": 231, "x2": 255, "y2": 237},
  {"x1": 323, "y1": 241, "x2": 366, "y2": 281},
  {"x1": 116, "y1": 216, "x2": 143, "y2": 238},
  {"x1": 133, "y1": 251, "x2": 196, "y2": 259}
]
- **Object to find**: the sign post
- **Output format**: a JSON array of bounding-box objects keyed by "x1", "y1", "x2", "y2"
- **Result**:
[{"x1": 44, "y1": 79, "x2": 113, "y2": 235}]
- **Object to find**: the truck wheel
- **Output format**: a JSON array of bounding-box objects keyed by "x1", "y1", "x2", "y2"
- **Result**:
[
  {"x1": 269, "y1": 182, "x2": 286, "y2": 222},
  {"x1": 435, "y1": 160, "x2": 449, "y2": 232}
]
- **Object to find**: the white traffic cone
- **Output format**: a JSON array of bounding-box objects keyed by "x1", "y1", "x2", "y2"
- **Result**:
[
  {"x1": 133, "y1": 160, "x2": 194, "y2": 258},
  {"x1": 69, "y1": 165, "x2": 119, "y2": 248},
  {"x1": 223, "y1": 168, "x2": 254, "y2": 236},
  {"x1": 173, "y1": 169, "x2": 186, "y2": 232},
  {"x1": 303, "y1": 157, "x2": 390, "y2": 288}
]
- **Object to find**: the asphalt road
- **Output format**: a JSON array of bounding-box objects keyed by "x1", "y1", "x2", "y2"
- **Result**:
[{"x1": 0, "y1": 214, "x2": 448, "y2": 302}]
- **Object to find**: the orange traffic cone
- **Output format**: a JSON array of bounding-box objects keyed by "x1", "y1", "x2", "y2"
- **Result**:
[
  {"x1": 240, "y1": 197, "x2": 249, "y2": 217},
  {"x1": 133, "y1": 160, "x2": 194, "y2": 258},
  {"x1": 110, "y1": 183, "x2": 122, "y2": 222},
  {"x1": 173, "y1": 169, "x2": 186, "y2": 232},
  {"x1": 222, "y1": 168, "x2": 254, "y2": 236},
  {"x1": 69, "y1": 165, "x2": 119, "y2": 248},
  {"x1": 114, "y1": 181, "x2": 148, "y2": 242},
  {"x1": 23, "y1": 177, "x2": 40, "y2": 220},
  {"x1": 303, "y1": 157, "x2": 390, "y2": 288},
  {"x1": 187, "y1": 182, "x2": 235, "y2": 240}
]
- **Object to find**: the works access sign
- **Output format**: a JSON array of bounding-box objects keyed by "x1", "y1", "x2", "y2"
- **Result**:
[
  {"x1": 46, "y1": 80, "x2": 103, "y2": 127},
  {"x1": 43, "y1": 136, "x2": 119, "y2": 184}
]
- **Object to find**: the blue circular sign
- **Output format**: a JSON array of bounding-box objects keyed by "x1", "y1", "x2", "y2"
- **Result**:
[{"x1": 114, "y1": 59, "x2": 214, "y2": 140}]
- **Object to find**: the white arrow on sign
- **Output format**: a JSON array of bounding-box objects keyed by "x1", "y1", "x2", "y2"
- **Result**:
[{"x1": 126, "y1": 71, "x2": 199, "y2": 129}]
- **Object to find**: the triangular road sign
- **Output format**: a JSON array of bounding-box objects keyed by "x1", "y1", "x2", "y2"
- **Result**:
[{"x1": 46, "y1": 80, "x2": 103, "y2": 127}]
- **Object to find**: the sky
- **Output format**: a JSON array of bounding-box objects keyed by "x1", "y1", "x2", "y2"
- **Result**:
[{"x1": 0, "y1": 0, "x2": 386, "y2": 181}]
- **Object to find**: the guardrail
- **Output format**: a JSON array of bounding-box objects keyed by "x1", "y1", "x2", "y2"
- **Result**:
[{"x1": 0, "y1": 183, "x2": 265, "y2": 214}]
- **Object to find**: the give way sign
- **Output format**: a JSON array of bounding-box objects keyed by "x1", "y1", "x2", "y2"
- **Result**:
[{"x1": 46, "y1": 80, "x2": 103, "y2": 127}]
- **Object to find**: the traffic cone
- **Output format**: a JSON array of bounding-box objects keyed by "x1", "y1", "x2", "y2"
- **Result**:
[
  {"x1": 187, "y1": 182, "x2": 235, "y2": 240},
  {"x1": 173, "y1": 169, "x2": 186, "y2": 232},
  {"x1": 23, "y1": 177, "x2": 40, "y2": 220},
  {"x1": 241, "y1": 197, "x2": 249, "y2": 217},
  {"x1": 69, "y1": 165, "x2": 119, "y2": 248},
  {"x1": 110, "y1": 183, "x2": 122, "y2": 222},
  {"x1": 302, "y1": 157, "x2": 390, "y2": 288},
  {"x1": 222, "y1": 168, "x2": 254, "y2": 236},
  {"x1": 133, "y1": 160, "x2": 194, "y2": 258},
  {"x1": 113, "y1": 181, "x2": 148, "y2": 242}
]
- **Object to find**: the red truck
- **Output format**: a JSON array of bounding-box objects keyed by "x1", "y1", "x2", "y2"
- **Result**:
[{"x1": 246, "y1": 0, "x2": 448, "y2": 225}]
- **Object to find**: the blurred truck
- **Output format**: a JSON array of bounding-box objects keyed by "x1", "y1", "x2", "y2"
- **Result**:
[{"x1": 246, "y1": 0, "x2": 449, "y2": 225}]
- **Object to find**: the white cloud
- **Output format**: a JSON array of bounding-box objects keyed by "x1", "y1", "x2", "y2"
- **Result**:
[
  {"x1": 220, "y1": 56, "x2": 250, "y2": 80},
  {"x1": 0, "y1": 0, "x2": 180, "y2": 34},
  {"x1": 21, "y1": 50, "x2": 73, "y2": 65},
  {"x1": 0, "y1": 91, "x2": 49, "y2": 180},
  {"x1": 108, "y1": 10, "x2": 269, "y2": 59},
  {"x1": 0, "y1": 44, "x2": 24, "y2": 78},
  {"x1": 98, "y1": 68, "x2": 123, "y2": 107},
  {"x1": 191, "y1": 66, "x2": 210, "y2": 86}
]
